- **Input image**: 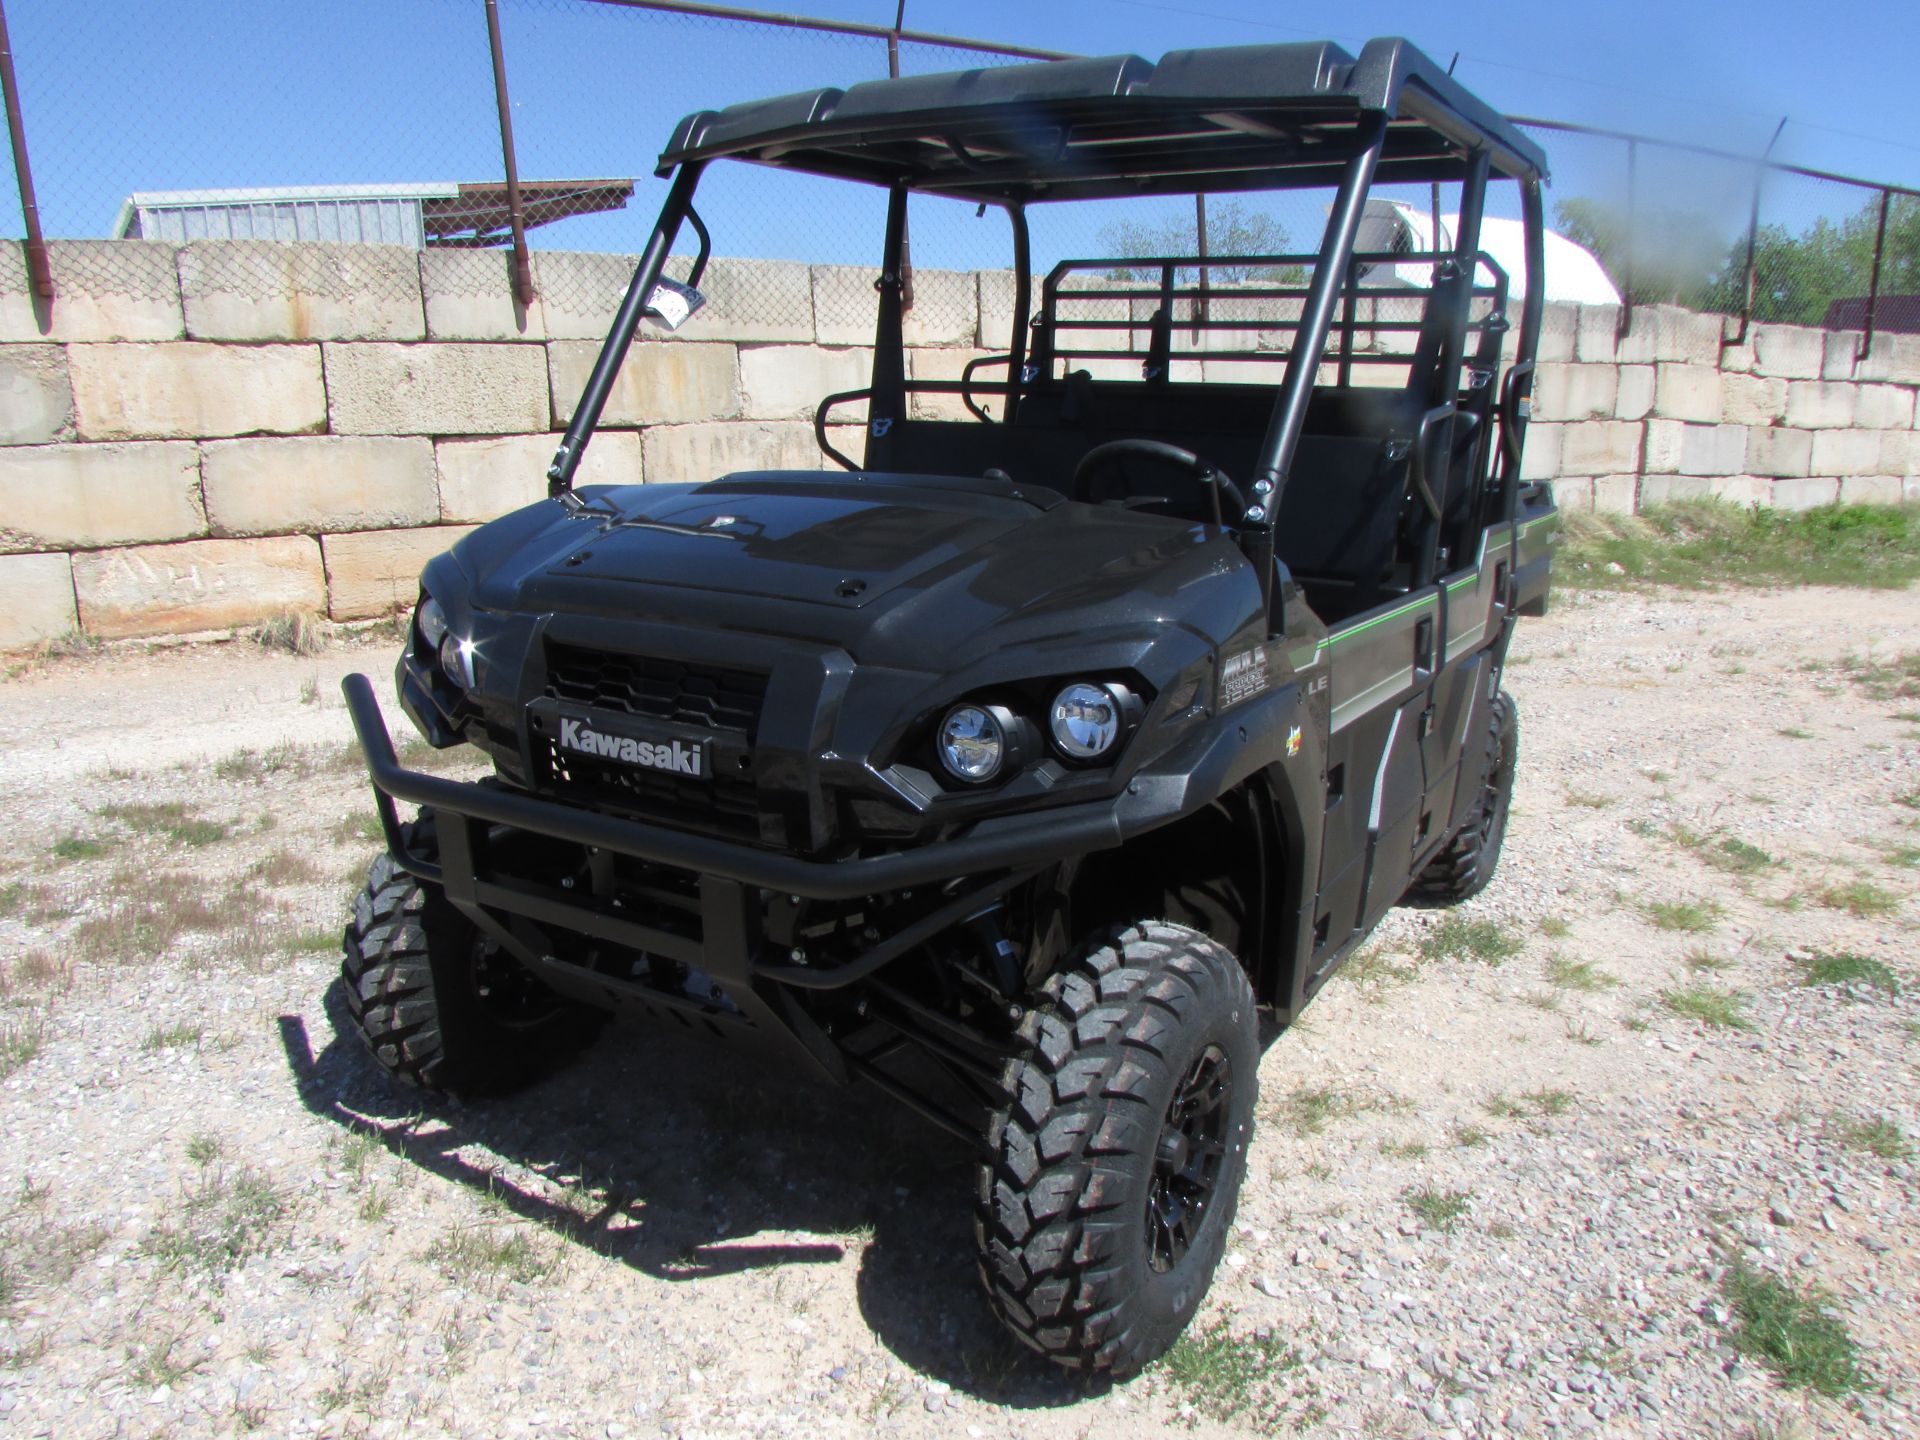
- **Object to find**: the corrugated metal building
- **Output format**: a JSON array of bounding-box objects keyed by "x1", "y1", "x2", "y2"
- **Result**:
[{"x1": 112, "y1": 179, "x2": 636, "y2": 248}]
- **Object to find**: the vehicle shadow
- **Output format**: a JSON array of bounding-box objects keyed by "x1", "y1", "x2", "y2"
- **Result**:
[{"x1": 278, "y1": 980, "x2": 1093, "y2": 1408}]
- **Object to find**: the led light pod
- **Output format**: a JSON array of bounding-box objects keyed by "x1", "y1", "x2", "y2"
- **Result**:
[{"x1": 1049, "y1": 681, "x2": 1124, "y2": 759}]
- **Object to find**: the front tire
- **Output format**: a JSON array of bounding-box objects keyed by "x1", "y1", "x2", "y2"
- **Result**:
[
  {"x1": 340, "y1": 812, "x2": 601, "y2": 1095},
  {"x1": 975, "y1": 921, "x2": 1258, "y2": 1375}
]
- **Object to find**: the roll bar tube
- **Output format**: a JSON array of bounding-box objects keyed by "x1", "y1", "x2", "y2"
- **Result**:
[
  {"x1": 548, "y1": 162, "x2": 705, "y2": 495},
  {"x1": 1247, "y1": 113, "x2": 1388, "y2": 613}
]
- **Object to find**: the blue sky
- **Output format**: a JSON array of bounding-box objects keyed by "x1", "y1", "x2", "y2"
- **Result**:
[{"x1": 5, "y1": 0, "x2": 1916, "y2": 272}]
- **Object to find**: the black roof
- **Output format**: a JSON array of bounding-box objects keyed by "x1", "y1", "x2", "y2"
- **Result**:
[{"x1": 658, "y1": 38, "x2": 1547, "y2": 204}]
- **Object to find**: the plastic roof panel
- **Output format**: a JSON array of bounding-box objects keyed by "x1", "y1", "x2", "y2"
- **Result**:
[{"x1": 658, "y1": 37, "x2": 1547, "y2": 199}]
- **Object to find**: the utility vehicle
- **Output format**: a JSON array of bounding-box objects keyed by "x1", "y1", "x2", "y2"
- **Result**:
[{"x1": 341, "y1": 36, "x2": 1556, "y2": 1375}]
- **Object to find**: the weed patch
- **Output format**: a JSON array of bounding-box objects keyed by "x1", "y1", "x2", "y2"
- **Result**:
[
  {"x1": 1560, "y1": 502, "x2": 1920, "y2": 591},
  {"x1": 1813, "y1": 879, "x2": 1901, "y2": 918},
  {"x1": 1827, "y1": 1112, "x2": 1912, "y2": 1161},
  {"x1": 424, "y1": 1227, "x2": 556, "y2": 1287},
  {"x1": 1421, "y1": 916, "x2": 1522, "y2": 966},
  {"x1": 1661, "y1": 984, "x2": 1752, "y2": 1031},
  {"x1": 1722, "y1": 1261, "x2": 1862, "y2": 1397},
  {"x1": 1646, "y1": 898, "x2": 1723, "y2": 933},
  {"x1": 144, "y1": 1168, "x2": 288, "y2": 1279},
  {"x1": 1546, "y1": 954, "x2": 1618, "y2": 991},
  {"x1": 1793, "y1": 951, "x2": 1900, "y2": 996},
  {"x1": 1157, "y1": 1318, "x2": 1300, "y2": 1428},
  {"x1": 1403, "y1": 1185, "x2": 1472, "y2": 1231}
]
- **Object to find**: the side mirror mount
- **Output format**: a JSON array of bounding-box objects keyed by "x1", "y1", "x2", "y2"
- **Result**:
[{"x1": 643, "y1": 278, "x2": 707, "y2": 332}]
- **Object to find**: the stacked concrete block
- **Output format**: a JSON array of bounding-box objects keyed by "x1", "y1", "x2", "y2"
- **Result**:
[
  {"x1": 1613, "y1": 365, "x2": 1655, "y2": 421},
  {"x1": 1644, "y1": 421, "x2": 1748, "y2": 476},
  {"x1": 1746, "y1": 427, "x2": 1814, "y2": 478},
  {"x1": 69, "y1": 342, "x2": 325, "y2": 439},
  {"x1": 0, "y1": 552, "x2": 77, "y2": 648},
  {"x1": 1653, "y1": 364, "x2": 1721, "y2": 423},
  {"x1": 423, "y1": 250, "x2": 546, "y2": 342},
  {"x1": 325, "y1": 342, "x2": 550, "y2": 435},
  {"x1": 905, "y1": 348, "x2": 997, "y2": 421},
  {"x1": 811, "y1": 264, "x2": 977, "y2": 348},
  {"x1": 641, "y1": 421, "x2": 820, "y2": 482},
  {"x1": 1641, "y1": 474, "x2": 1767, "y2": 507},
  {"x1": 0, "y1": 442, "x2": 204, "y2": 551},
  {"x1": 1721, "y1": 373, "x2": 1786, "y2": 427},
  {"x1": 1, "y1": 240, "x2": 182, "y2": 343},
  {"x1": 436, "y1": 431, "x2": 644, "y2": 524},
  {"x1": 73, "y1": 535, "x2": 327, "y2": 638},
  {"x1": 739, "y1": 344, "x2": 871, "y2": 421},
  {"x1": 202, "y1": 436, "x2": 438, "y2": 536},
  {"x1": 1770, "y1": 478, "x2": 1841, "y2": 510},
  {"x1": 1560, "y1": 420, "x2": 1642, "y2": 477},
  {"x1": 1783, "y1": 382, "x2": 1856, "y2": 430},
  {"x1": 1532, "y1": 364, "x2": 1616, "y2": 422},
  {"x1": 321, "y1": 526, "x2": 477, "y2": 620},
  {"x1": 178, "y1": 241, "x2": 424, "y2": 341},
  {"x1": 548, "y1": 340, "x2": 737, "y2": 427},
  {"x1": 0, "y1": 345, "x2": 75, "y2": 444}
]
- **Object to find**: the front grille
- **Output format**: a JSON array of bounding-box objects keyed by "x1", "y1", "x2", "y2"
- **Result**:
[
  {"x1": 537, "y1": 643, "x2": 770, "y2": 841},
  {"x1": 543, "y1": 642, "x2": 766, "y2": 736}
]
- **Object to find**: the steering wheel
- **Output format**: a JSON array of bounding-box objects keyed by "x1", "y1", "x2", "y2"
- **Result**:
[{"x1": 1070, "y1": 439, "x2": 1251, "y2": 526}]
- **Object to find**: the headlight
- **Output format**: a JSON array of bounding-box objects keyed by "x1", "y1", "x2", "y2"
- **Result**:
[
  {"x1": 938, "y1": 704, "x2": 1007, "y2": 783},
  {"x1": 1049, "y1": 682, "x2": 1123, "y2": 759},
  {"x1": 415, "y1": 595, "x2": 449, "y2": 649},
  {"x1": 439, "y1": 633, "x2": 476, "y2": 689}
]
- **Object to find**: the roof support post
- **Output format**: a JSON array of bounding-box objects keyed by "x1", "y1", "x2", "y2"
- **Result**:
[
  {"x1": 547, "y1": 162, "x2": 702, "y2": 493},
  {"x1": 1003, "y1": 203, "x2": 1031, "y2": 424},
  {"x1": 1858, "y1": 187, "x2": 1891, "y2": 365},
  {"x1": 865, "y1": 183, "x2": 911, "y2": 467},
  {"x1": 0, "y1": 0, "x2": 52, "y2": 305},
  {"x1": 1249, "y1": 113, "x2": 1387, "y2": 614},
  {"x1": 485, "y1": 0, "x2": 537, "y2": 309}
]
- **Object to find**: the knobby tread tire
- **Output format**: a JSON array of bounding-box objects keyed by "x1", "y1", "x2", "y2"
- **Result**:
[
  {"x1": 974, "y1": 920, "x2": 1257, "y2": 1376},
  {"x1": 1411, "y1": 690, "x2": 1519, "y2": 904},
  {"x1": 340, "y1": 812, "x2": 598, "y2": 1095}
]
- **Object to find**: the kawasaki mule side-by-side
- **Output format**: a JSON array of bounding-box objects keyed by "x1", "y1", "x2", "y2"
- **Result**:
[{"x1": 339, "y1": 37, "x2": 1557, "y2": 1373}]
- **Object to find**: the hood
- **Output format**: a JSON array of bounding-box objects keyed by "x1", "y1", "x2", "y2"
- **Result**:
[{"x1": 459, "y1": 471, "x2": 1263, "y2": 668}]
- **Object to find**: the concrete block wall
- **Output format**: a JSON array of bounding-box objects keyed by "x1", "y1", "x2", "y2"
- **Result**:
[
  {"x1": 1529, "y1": 304, "x2": 1920, "y2": 515},
  {"x1": 4, "y1": 238, "x2": 1920, "y2": 648}
]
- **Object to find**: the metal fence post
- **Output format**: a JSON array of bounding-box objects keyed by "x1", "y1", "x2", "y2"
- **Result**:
[
  {"x1": 888, "y1": 0, "x2": 912, "y2": 311},
  {"x1": 1615, "y1": 137, "x2": 1636, "y2": 342},
  {"x1": 1859, "y1": 187, "x2": 1891, "y2": 364},
  {"x1": 0, "y1": 0, "x2": 53, "y2": 302},
  {"x1": 485, "y1": 0, "x2": 537, "y2": 309}
]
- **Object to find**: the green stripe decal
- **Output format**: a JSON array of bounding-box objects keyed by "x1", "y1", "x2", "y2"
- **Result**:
[{"x1": 1325, "y1": 592, "x2": 1437, "y2": 646}]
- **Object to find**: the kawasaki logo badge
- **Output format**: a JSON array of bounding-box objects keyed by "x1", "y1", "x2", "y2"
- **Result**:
[{"x1": 557, "y1": 715, "x2": 707, "y2": 778}]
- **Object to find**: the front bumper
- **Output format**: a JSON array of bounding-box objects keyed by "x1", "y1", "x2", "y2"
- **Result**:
[{"x1": 344, "y1": 671, "x2": 1297, "y2": 1080}]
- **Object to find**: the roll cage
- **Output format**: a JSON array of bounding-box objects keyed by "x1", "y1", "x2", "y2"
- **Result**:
[{"x1": 547, "y1": 35, "x2": 1548, "y2": 632}]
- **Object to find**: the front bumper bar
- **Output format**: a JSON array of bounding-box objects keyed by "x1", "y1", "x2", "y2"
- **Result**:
[{"x1": 343, "y1": 672, "x2": 1126, "y2": 902}]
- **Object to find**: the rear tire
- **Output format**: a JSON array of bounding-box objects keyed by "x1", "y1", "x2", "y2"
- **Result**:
[
  {"x1": 1411, "y1": 690, "x2": 1518, "y2": 904},
  {"x1": 975, "y1": 921, "x2": 1258, "y2": 1376},
  {"x1": 340, "y1": 811, "x2": 601, "y2": 1095}
]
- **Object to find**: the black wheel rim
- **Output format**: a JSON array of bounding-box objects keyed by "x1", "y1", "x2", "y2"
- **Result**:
[
  {"x1": 470, "y1": 939, "x2": 564, "y2": 1029},
  {"x1": 1146, "y1": 1044, "x2": 1233, "y2": 1274}
]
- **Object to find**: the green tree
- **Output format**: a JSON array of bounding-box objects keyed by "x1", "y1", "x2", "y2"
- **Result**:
[
  {"x1": 1556, "y1": 191, "x2": 1920, "y2": 327},
  {"x1": 1097, "y1": 200, "x2": 1293, "y2": 283}
]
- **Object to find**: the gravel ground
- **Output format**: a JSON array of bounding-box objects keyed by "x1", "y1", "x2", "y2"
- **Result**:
[{"x1": 0, "y1": 584, "x2": 1916, "y2": 1440}]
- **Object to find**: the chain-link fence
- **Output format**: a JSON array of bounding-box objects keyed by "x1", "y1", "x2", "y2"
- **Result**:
[{"x1": 3, "y1": 1, "x2": 1916, "y2": 360}]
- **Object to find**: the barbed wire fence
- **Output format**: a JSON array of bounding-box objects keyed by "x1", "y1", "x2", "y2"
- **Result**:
[{"x1": 2, "y1": 0, "x2": 1916, "y2": 363}]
